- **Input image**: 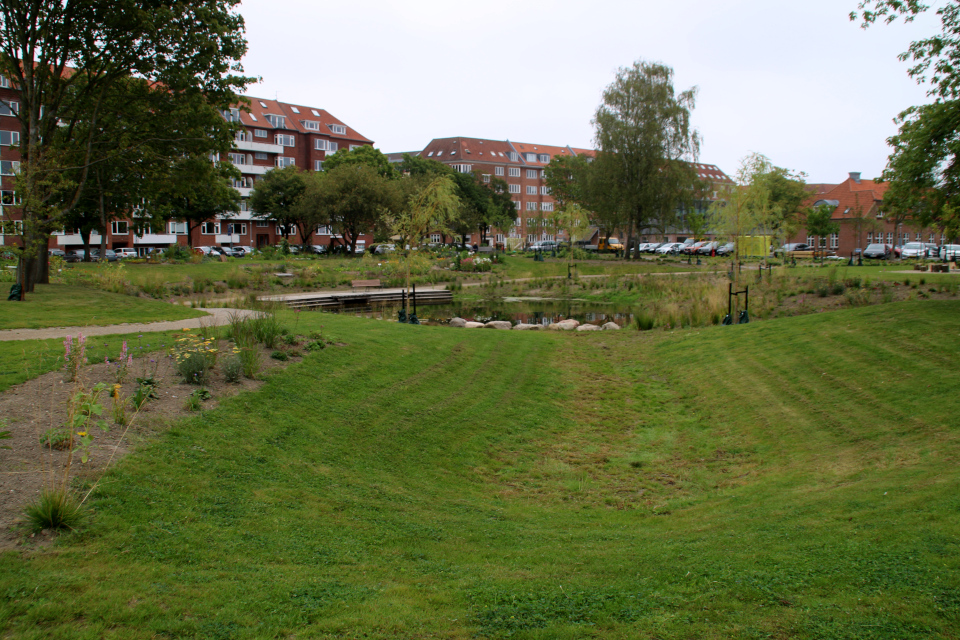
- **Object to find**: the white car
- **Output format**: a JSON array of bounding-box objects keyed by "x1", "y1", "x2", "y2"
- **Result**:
[
  {"x1": 234, "y1": 246, "x2": 257, "y2": 256},
  {"x1": 655, "y1": 242, "x2": 682, "y2": 255},
  {"x1": 115, "y1": 248, "x2": 137, "y2": 259},
  {"x1": 940, "y1": 244, "x2": 960, "y2": 260},
  {"x1": 900, "y1": 242, "x2": 929, "y2": 259}
]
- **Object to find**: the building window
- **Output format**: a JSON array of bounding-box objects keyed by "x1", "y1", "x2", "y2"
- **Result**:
[
  {"x1": 513, "y1": 201, "x2": 521, "y2": 210},
  {"x1": 0, "y1": 219, "x2": 23, "y2": 235},
  {"x1": 222, "y1": 108, "x2": 240, "y2": 122},
  {"x1": 315, "y1": 139, "x2": 338, "y2": 152},
  {"x1": 169, "y1": 221, "x2": 187, "y2": 235},
  {"x1": 265, "y1": 114, "x2": 286, "y2": 128},
  {"x1": 508, "y1": 184, "x2": 520, "y2": 194},
  {"x1": 239, "y1": 200, "x2": 248, "y2": 212},
  {"x1": 349, "y1": 144, "x2": 362, "y2": 151},
  {"x1": 276, "y1": 157, "x2": 295, "y2": 168},
  {"x1": 541, "y1": 233, "x2": 553, "y2": 241},
  {"x1": 0, "y1": 190, "x2": 20, "y2": 205},
  {"x1": 806, "y1": 235, "x2": 814, "y2": 246},
  {"x1": 110, "y1": 221, "x2": 129, "y2": 235},
  {"x1": 314, "y1": 160, "x2": 324, "y2": 171},
  {"x1": 526, "y1": 201, "x2": 537, "y2": 210},
  {"x1": 255, "y1": 152, "x2": 268, "y2": 160},
  {"x1": 541, "y1": 186, "x2": 550, "y2": 195},
  {"x1": 541, "y1": 202, "x2": 554, "y2": 212},
  {"x1": 527, "y1": 234, "x2": 536, "y2": 243},
  {"x1": 526, "y1": 186, "x2": 537, "y2": 195},
  {"x1": 228, "y1": 152, "x2": 246, "y2": 165},
  {"x1": 495, "y1": 234, "x2": 504, "y2": 243},
  {"x1": 525, "y1": 153, "x2": 537, "y2": 162},
  {"x1": 538, "y1": 154, "x2": 549, "y2": 163},
  {"x1": 0, "y1": 130, "x2": 18, "y2": 146},
  {"x1": 867, "y1": 233, "x2": 873, "y2": 244},
  {"x1": 257, "y1": 221, "x2": 269, "y2": 228},
  {"x1": 316, "y1": 225, "x2": 332, "y2": 235},
  {"x1": 225, "y1": 222, "x2": 247, "y2": 235},
  {"x1": 508, "y1": 167, "x2": 520, "y2": 177},
  {"x1": 0, "y1": 160, "x2": 20, "y2": 175},
  {"x1": 327, "y1": 124, "x2": 346, "y2": 135},
  {"x1": 887, "y1": 233, "x2": 893, "y2": 244},
  {"x1": 302, "y1": 121, "x2": 320, "y2": 131},
  {"x1": 495, "y1": 166, "x2": 504, "y2": 176},
  {"x1": 0, "y1": 76, "x2": 9, "y2": 88},
  {"x1": 515, "y1": 217, "x2": 521, "y2": 227},
  {"x1": 452, "y1": 164, "x2": 473, "y2": 173},
  {"x1": 275, "y1": 134, "x2": 295, "y2": 147},
  {"x1": 830, "y1": 233, "x2": 838, "y2": 249},
  {"x1": 430, "y1": 233, "x2": 441, "y2": 243},
  {"x1": 254, "y1": 129, "x2": 267, "y2": 138},
  {"x1": 526, "y1": 169, "x2": 538, "y2": 179},
  {"x1": 509, "y1": 152, "x2": 519, "y2": 162},
  {"x1": 201, "y1": 222, "x2": 220, "y2": 235},
  {"x1": 482, "y1": 174, "x2": 490, "y2": 183}
]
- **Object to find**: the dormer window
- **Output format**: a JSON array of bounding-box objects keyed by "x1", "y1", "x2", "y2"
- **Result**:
[
  {"x1": 327, "y1": 124, "x2": 346, "y2": 135},
  {"x1": 265, "y1": 114, "x2": 286, "y2": 129},
  {"x1": 222, "y1": 108, "x2": 240, "y2": 123},
  {"x1": 538, "y1": 154, "x2": 549, "y2": 163},
  {"x1": 302, "y1": 120, "x2": 320, "y2": 131},
  {"x1": 508, "y1": 152, "x2": 519, "y2": 162},
  {"x1": 525, "y1": 153, "x2": 537, "y2": 162}
]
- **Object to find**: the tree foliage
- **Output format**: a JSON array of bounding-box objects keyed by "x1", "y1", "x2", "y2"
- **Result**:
[
  {"x1": 249, "y1": 166, "x2": 309, "y2": 244},
  {"x1": 147, "y1": 156, "x2": 240, "y2": 247},
  {"x1": 591, "y1": 60, "x2": 702, "y2": 259},
  {"x1": 323, "y1": 145, "x2": 398, "y2": 179}
]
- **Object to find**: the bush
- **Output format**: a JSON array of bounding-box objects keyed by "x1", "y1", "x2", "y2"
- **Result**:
[
  {"x1": 271, "y1": 350, "x2": 289, "y2": 361},
  {"x1": 221, "y1": 354, "x2": 242, "y2": 383},
  {"x1": 172, "y1": 332, "x2": 218, "y2": 385},
  {"x1": 633, "y1": 314, "x2": 655, "y2": 331},
  {"x1": 24, "y1": 489, "x2": 86, "y2": 532},
  {"x1": 39, "y1": 427, "x2": 71, "y2": 450},
  {"x1": 163, "y1": 244, "x2": 193, "y2": 262}
]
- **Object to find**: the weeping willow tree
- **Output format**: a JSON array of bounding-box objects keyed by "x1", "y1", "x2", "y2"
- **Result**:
[
  {"x1": 549, "y1": 203, "x2": 591, "y2": 277},
  {"x1": 392, "y1": 175, "x2": 460, "y2": 306}
]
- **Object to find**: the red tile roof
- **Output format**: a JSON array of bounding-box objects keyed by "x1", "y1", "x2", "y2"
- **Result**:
[
  {"x1": 237, "y1": 96, "x2": 372, "y2": 143},
  {"x1": 805, "y1": 176, "x2": 889, "y2": 219}
]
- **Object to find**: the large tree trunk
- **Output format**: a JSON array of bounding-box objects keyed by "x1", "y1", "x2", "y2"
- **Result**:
[
  {"x1": 99, "y1": 189, "x2": 108, "y2": 258},
  {"x1": 80, "y1": 228, "x2": 92, "y2": 262}
]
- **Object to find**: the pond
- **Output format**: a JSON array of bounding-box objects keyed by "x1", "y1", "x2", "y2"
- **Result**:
[{"x1": 317, "y1": 296, "x2": 637, "y2": 328}]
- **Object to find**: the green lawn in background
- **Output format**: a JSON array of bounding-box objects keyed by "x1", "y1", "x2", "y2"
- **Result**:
[
  {"x1": 0, "y1": 284, "x2": 204, "y2": 330},
  {"x1": 1, "y1": 302, "x2": 958, "y2": 638}
]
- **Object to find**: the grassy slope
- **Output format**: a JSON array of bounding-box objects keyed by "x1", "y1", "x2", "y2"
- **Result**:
[
  {"x1": 0, "y1": 284, "x2": 204, "y2": 329},
  {"x1": 0, "y1": 330, "x2": 183, "y2": 393},
  {"x1": 1, "y1": 303, "x2": 958, "y2": 638}
]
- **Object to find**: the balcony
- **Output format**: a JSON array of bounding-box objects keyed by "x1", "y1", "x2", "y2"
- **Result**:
[
  {"x1": 238, "y1": 164, "x2": 271, "y2": 176},
  {"x1": 233, "y1": 139, "x2": 283, "y2": 154},
  {"x1": 57, "y1": 233, "x2": 102, "y2": 246},
  {"x1": 134, "y1": 234, "x2": 177, "y2": 245},
  {"x1": 234, "y1": 187, "x2": 252, "y2": 198}
]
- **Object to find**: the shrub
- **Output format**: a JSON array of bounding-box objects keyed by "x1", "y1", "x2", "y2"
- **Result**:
[
  {"x1": 172, "y1": 332, "x2": 218, "y2": 385},
  {"x1": 23, "y1": 489, "x2": 86, "y2": 532},
  {"x1": 163, "y1": 244, "x2": 193, "y2": 262},
  {"x1": 633, "y1": 314, "x2": 655, "y2": 331},
  {"x1": 39, "y1": 427, "x2": 71, "y2": 450},
  {"x1": 221, "y1": 354, "x2": 242, "y2": 383},
  {"x1": 830, "y1": 282, "x2": 846, "y2": 296},
  {"x1": 271, "y1": 350, "x2": 289, "y2": 361},
  {"x1": 305, "y1": 340, "x2": 326, "y2": 352}
]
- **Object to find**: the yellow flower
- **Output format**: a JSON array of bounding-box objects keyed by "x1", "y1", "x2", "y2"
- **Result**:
[{"x1": 76, "y1": 431, "x2": 87, "y2": 437}]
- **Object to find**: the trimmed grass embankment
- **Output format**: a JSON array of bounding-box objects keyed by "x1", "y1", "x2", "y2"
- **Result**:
[
  {"x1": 0, "y1": 284, "x2": 204, "y2": 330},
  {"x1": 1, "y1": 302, "x2": 959, "y2": 638}
]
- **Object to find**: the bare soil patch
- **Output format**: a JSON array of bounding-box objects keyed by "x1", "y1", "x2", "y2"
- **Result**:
[{"x1": 0, "y1": 340, "x2": 301, "y2": 551}]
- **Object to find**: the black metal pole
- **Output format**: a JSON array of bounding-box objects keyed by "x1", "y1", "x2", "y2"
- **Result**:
[
  {"x1": 412, "y1": 283, "x2": 417, "y2": 316},
  {"x1": 744, "y1": 285, "x2": 749, "y2": 313},
  {"x1": 728, "y1": 282, "x2": 732, "y2": 317}
]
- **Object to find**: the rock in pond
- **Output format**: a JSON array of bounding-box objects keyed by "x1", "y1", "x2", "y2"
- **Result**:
[
  {"x1": 464, "y1": 321, "x2": 485, "y2": 328},
  {"x1": 513, "y1": 323, "x2": 542, "y2": 330},
  {"x1": 484, "y1": 321, "x2": 513, "y2": 330},
  {"x1": 449, "y1": 317, "x2": 467, "y2": 328},
  {"x1": 601, "y1": 322, "x2": 621, "y2": 331},
  {"x1": 576, "y1": 323, "x2": 601, "y2": 331},
  {"x1": 548, "y1": 319, "x2": 580, "y2": 331}
]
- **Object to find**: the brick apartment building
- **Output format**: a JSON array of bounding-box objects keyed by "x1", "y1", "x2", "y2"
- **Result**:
[
  {"x1": 397, "y1": 137, "x2": 733, "y2": 247},
  {"x1": 787, "y1": 172, "x2": 950, "y2": 256},
  {"x1": 0, "y1": 90, "x2": 375, "y2": 255}
]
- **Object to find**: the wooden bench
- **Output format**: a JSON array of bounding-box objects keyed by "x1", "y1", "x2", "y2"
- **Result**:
[{"x1": 351, "y1": 279, "x2": 381, "y2": 290}]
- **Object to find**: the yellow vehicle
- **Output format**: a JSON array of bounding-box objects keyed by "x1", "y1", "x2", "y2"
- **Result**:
[{"x1": 598, "y1": 237, "x2": 623, "y2": 252}]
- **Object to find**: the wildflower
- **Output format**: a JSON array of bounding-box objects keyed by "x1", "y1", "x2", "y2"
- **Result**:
[{"x1": 76, "y1": 431, "x2": 87, "y2": 437}]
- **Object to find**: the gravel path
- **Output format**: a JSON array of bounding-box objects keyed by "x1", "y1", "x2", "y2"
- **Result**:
[{"x1": 0, "y1": 307, "x2": 259, "y2": 342}]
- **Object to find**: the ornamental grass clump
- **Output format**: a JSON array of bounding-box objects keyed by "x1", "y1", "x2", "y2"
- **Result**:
[
  {"x1": 24, "y1": 488, "x2": 86, "y2": 533},
  {"x1": 172, "y1": 331, "x2": 218, "y2": 385}
]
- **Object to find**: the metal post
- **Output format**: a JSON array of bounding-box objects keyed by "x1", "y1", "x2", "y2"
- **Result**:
[
  {"x1": 744, "y1": 285, "x2": 749, "y2": 313},
  {"x1": 728, "y1": 282, "x2": 733, "y2": 318},
  {"x1": 412, "y1": 283, "x2": 417, "y2": 317}
]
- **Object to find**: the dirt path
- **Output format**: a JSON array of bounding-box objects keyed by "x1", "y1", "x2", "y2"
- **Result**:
[{"x1": 0, "y1": 308, "x2": 259, "y2": 342}]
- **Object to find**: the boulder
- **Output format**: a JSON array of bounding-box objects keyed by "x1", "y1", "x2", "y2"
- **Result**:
[
  {"x1": 601, "y1": 322, "x2": 621, "y2": 331},
  {"x1": 548, "y1": 319, "x2": 580, "y2": 331},
  {"x1": 576, "y1": 323, "x2": 601, "y2": 331},
  {"x1": 449, "y1": 317, "x2": 467, "y2": 328},
  {"x1": 513, "y1": 323, "x2": 542, "y2": 330},
  {"x1": 464, "y1": 321, "x2": 485, "y2": 329},
  {"x1": 484, "y1": 320, "x2": 513, "y2": 330}
]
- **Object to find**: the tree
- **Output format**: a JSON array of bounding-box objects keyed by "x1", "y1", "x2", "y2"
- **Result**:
[
  {"x1": 592, "y1": 60, "x2": 701, "y2": 259},
  {"x1": 392, "y1": 175, "x2": 459, "y2": 299},
  {"x1": 0, "y1": 0, "x2": 250, "y2": 291},
  {"x1": 323, "y1": 164, "x2": 399, "y2": 254},
  {"x1": 754, "y1": 165, "x2": 808, "y2": 252},
  {"x1": 323, "y1": 145, "x2": 398, "y2": 179},
  {"x1": 249, "y1": 166, "x2": 309, "y2": 246},
  {"x1": 710, "y1": 154, "x2": 771, "y2": 283},
  {"x1": 804, "y1": 204, "x2": 840, "y2": 262}
]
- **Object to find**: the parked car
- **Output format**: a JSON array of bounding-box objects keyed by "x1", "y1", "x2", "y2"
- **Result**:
[
  {"x1": 94, "y1": 249, "x2": 119, "y2": 262},
  {"x1": 940, "y1": 244, "x2": 960, "y2": 260},
  {"x1": 645, "y1": 242, "x2": 667, "y2": 253},
  {"x1": 777, "y1": 243, "x2": 811, "y2": 255},
  {"x1": 529, "y1": 240, "x2": 560, "y2": 252},
  {"x1": 924, "y1": 243, "x2": 940, "y2": 258},
  {"x1": 219, "y1": 246, "x2": 244, "y2": 258},
  {"x1": 48, "y1": 248, "x2": 65, "y2": 257},
  {"x1": 655, "y1": 242, "x2": 682, "y2": 255},
  {"x1": 374, "y1": 243, "x2": 395, "y2": 254},
  {"x1": 115, "y1": 248, "x2": 138, "y2": 259},
  {"x1": 716, "y1": 242, "x2": 735, "y2": 257},
  {"x1": 598, "y1": 237, "x2": 623, "y2": 252},
  {"x1": 862, "y1": 243, "x2": 891, "y2": 259},
  {"x1": 900, "y1": 242, "x2": 929, "y2": 259},
  {"x1": 697, "y1": 241, "x2": 720, "y2": 255},
  {"x1": 64, "y1": 249, "x2": 90, "y2": 263}
]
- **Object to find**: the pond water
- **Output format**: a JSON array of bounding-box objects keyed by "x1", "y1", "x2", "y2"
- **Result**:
[{"x1": 318, "y1": 297, "x2": 637, "y2": 328}]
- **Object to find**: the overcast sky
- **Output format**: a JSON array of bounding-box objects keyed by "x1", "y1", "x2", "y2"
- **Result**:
[{"x1": 236, "y1": 0, "x2": 939, "y2": 184}]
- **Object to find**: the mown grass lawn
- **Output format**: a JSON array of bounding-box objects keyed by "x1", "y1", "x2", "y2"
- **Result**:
[
  {"x1": 1, "y1": 302, "x2": 958, "y2": 638},
  {"x1": 0, "y1": 284, "x2": 204, "y2": 330}
]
